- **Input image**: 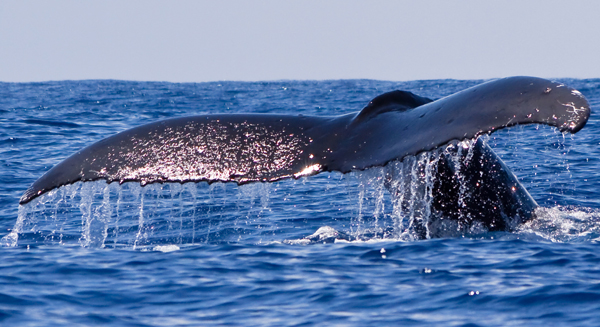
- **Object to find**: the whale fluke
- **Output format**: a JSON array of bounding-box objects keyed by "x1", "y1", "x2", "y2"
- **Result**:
[{"x1": 20, "y1": 76, "x2": 590, "y2": 206}]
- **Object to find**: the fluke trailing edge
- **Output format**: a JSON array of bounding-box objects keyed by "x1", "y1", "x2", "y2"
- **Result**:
[{"x1": 20, "y1": 76, "x2": 591, "y2": 233}]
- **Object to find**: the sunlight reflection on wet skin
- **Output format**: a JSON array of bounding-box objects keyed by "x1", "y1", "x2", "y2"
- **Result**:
[{"x1": 7, "y1": 130, "x2": 600, "y2": 249}]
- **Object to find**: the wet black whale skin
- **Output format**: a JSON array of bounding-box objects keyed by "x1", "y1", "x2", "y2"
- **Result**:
[{"x1": 21, "y1": 76, "x2": 590, "y2": 212}]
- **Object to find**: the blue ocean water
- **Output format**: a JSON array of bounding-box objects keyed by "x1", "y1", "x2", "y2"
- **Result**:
[{"x1": 1, "y1": 79, "x2": 600, "y2": 326}]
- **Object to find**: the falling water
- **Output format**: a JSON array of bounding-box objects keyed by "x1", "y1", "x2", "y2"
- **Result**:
[
  {"x1": 4, "y1": 135, "x2": 598, "y2": 248},
  {"x1": 0, "y1": 138, "x2": 482, "y2": 247}
]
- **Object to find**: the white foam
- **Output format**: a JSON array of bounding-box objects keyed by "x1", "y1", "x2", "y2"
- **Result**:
[{"x1": 153, "y1": 244, "x2": 180, "y2": 252}]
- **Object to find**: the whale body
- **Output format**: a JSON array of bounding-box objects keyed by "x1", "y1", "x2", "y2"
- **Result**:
[{"x1": 19, "y1": 76, "x2": 591, "y2": 235}]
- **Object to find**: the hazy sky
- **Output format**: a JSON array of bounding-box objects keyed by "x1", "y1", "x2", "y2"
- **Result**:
[{"x1": 1, "y1": 0, "x2": 599, "y2": 82}]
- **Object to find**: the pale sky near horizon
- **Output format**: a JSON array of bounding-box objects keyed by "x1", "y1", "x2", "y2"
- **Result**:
[{"x1": 1, "y1": 0, "x2": 599, "y2": 83}]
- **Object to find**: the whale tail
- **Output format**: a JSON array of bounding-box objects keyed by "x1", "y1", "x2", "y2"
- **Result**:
[{"x1": 19, "y1": 77, "x2": 590, "y2": 236}]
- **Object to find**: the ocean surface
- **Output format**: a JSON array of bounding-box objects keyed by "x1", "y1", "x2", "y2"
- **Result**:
[{"x1": 1, "y1": 78, "x2": 600, "y2": 326}]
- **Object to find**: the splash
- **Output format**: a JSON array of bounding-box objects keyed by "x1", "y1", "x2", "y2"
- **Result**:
[{"x1": 518, "y1": 206, "x2": 600, "y2": 242}]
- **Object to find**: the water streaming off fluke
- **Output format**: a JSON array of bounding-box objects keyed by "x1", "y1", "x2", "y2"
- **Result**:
[{"x1": 7, "y1": 136, "x2": 599, "y2": 248}]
